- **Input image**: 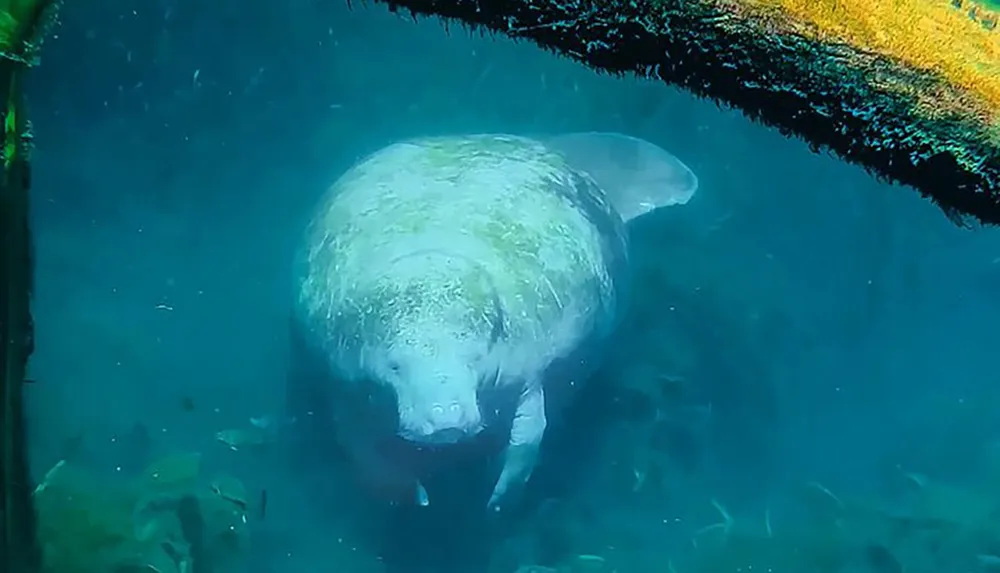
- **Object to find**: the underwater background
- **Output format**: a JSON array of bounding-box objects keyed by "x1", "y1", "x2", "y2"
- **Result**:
[{"x1": 21, "y1": 1, "x2": 1000, "y2": 573}]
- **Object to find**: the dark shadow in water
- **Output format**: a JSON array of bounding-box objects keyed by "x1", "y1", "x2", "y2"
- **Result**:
[
  {"x1": 279, "y1": 283, "x2": 774, "y2": 573},
  {"x1": 280, "y1": 311, "x2": 624, "y2": 573},
  {"x1": 367, "y1": 372, "x2": 620, "y2": 573}
]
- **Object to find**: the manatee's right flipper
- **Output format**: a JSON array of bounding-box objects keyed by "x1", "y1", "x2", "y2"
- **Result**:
[
  {"x1": 488, "y1": 384, "x2": 547, "y2": 511},
  {"x1": 544, "y1": 131, "x2": 699, "y2": 222}
]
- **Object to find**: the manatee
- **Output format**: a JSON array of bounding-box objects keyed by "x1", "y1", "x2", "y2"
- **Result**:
[
  {"x1": 542, "y1": 131, "x2": 699, "y2": 217},
  {"x1": 290, "y1": 132, "x2": 698, "y2": 510}
]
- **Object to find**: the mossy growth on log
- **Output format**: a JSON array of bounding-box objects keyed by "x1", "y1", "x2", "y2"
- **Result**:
[{"x1": 373, "y1": 0, "x2": 1000, "y2": 225}]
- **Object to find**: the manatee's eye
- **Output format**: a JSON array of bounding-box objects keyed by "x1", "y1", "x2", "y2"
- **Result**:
[{"x1": 388, "y1": 360, "x2": 402, "y2": 373}]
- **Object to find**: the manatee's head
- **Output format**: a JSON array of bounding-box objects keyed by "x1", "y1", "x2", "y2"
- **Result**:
[
  {"x1": 366, "y1": 334, "x2": 496, "y2": 444},
  {"x1": 359, "y1": 250, "x2": 507, "y2": 445}
]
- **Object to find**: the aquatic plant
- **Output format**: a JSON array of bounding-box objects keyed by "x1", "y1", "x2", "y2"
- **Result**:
[
  {"x1": 33, "y1": 459, "x2": 178, "y2": 573},
  {"x1": 34, "y1": 452, "x2": 253, "y2": 573},
  {"x1": 679, "y1": 471, "x2": 1000, "y2": 573},
  {"x1": 0, "y1": 0, "x2": 58, "y2": 64},
  {"x1": 500, "y1": 463, "x2": 1000, "y2": 573}
]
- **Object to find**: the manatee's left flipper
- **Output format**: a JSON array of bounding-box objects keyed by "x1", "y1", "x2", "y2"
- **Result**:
[{"x1": 488, "y1": 385, "x2": 547, "y2": 511}]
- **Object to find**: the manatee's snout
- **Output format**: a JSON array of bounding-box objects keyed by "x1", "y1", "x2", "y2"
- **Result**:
[
  {"x1": 397, "y1": 377, "x2": 484, "y2": 444},
  {"x1": 426, "y1": 401, "x2": 482, "y2": 441}
]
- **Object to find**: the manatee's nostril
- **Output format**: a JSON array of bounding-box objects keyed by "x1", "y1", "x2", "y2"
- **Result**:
[
  {"x1": 449, "y1": 403, "x2": 460, "y2": 414},
  {"x1": 432, "y1": 404, "x2": 445, "y2": 416}
]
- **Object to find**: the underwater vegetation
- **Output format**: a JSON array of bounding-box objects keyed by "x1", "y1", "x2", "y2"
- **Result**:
[
  {"x1": 501, "y1": 470, "x2": 1000, "y2": 573},
  {"x1": 683, "y1": 472, "x2": 1000, "y2": 573},
  {"x1": 33, "y1": 452, "x2": 253, "y2": 573}
]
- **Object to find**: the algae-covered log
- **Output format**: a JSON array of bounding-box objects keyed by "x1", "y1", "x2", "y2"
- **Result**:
[
  {"x1": 374, "y1": 0, "x2": 1000, "y2": 225},
  {"x1": 0, "y1": 1, "x2": 59, "y2": 572}
]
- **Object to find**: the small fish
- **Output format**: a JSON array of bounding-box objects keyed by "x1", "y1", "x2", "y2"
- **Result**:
[
  {"x1": 977, "y1": 554, "x2": 1000, "y2": 568},
  {"x1": 32, "y1": 460, "x2": 66, "y2": 496},
  {"x1": 259, "y1": 489, "x2": 268, "y2": 520},
  {"x1": 180, "y1": 396, "x2": 195, "y2": 411},
  {"x1": 902, "y1": 471, "x2": 927, "y2": 488},
  {"x1": 415, "y1": 482, "x2": 430, "y2": 506},
  {"x1": 249, "y1": 415, "x2": 271, "y2": 430},
  {"x1": 215, "y1": 429, "x2": 240, "y2": 451},
  {"x1": 211, "y1": 482, "x2": 247, "y2": 511},
  {"x1": 215, "y1": 428, "x2": 264, "y2": 452},
  {"x1": 217, "y1": 415, "x2": 295, "y2": 451},
  {"x1": 249, "y1": 414, "x2": 296, "y2": 430},
  {"x1": 631, "y1": 468, "x2": 647, "y2": 492}
]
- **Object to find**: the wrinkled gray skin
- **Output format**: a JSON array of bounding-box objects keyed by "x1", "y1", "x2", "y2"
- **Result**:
[{"x1": 292, "y1": 132, "x2": 698, "y2": 510}]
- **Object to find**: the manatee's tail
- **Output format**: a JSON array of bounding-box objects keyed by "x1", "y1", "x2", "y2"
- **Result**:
[{"x1": 544, "y1": 131, "x2": 699, "y2": 223}]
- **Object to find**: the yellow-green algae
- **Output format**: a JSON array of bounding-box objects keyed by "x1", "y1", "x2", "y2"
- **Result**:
[
  {"x1": 375, "y1": 0, "x2": 1000, "y2": 223},
  {"x1": 723, "y1": 0, "x2": 1000, "y2": 124}
]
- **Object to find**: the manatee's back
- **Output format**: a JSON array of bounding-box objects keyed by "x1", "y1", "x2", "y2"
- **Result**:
[{"x1": 296, "y1": 134, "x2": 628, "y2": 381}]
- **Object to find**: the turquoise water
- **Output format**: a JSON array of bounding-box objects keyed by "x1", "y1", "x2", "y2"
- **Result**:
[{"x1": 22, "y1": 1, "x2": 1000, "y2": 573}]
